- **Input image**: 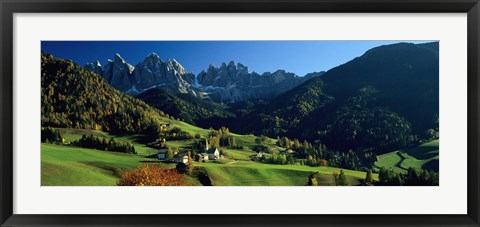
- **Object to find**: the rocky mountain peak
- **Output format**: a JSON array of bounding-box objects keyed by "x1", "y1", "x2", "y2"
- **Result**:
[
  {"x1": 84, "y1": 60, "x2": 103, "y2": 77},
  {"x1": 237, "y1": 62, "x2": 248, "y2": 70},
  {"x1": 132, "y1": 54, "x2": 197, "y2": 96},
  {"x1": 116, "y1": 54, "x2": 134, "y2": 72},
  {"x1": 140, "y1": 53, "x2": 163, "y2": 71},
  {"x1": 227, "y1": 60, "x2": 236, "y2": 68},
  {"x1": 102, "y1": 53, "x2": 134, "y2": 91},
  {"x1": 114, "y1": 53, "x2": 124, "y2": 62},
  {"x1": 196, "y1": 61, "x2": 316, "y2": 102},
  {"x1": 147, "y1": 52, "x2": 161, "y2": 60}
]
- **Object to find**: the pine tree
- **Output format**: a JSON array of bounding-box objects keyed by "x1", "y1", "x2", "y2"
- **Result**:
[
  {"x1": 365, "y1": 169, "x2": 373, "y2": 185},
  {"x1": 337, "y1": 170, "x2": 348, "y2": 186}
]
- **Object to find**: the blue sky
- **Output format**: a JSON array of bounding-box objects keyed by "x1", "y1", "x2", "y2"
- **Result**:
[{"x1": 41, "y1": 41, "x2": 430, "y2": 76}]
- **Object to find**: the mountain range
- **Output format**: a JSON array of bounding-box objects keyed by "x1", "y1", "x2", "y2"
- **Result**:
[{"x1": 84, "y1": 54, "x2": 323, "y2": 103}]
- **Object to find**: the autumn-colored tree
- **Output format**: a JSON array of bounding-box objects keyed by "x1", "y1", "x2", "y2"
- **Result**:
[
  {"x1": 307, "y1": 175, "x2": 319, "y2": 186},
  {"x1": 117, "y1": 164, "x2": 188, "y2": 186},
  {"x1": 319, "y1": 159, "x2": 328, "y2": 166},
  {"x1": 332, "y1": 171, "x2": 339, "y2": 185}
]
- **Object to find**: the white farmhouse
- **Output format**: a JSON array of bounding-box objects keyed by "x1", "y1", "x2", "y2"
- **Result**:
[
  {"x1": 174, "y1": 153, "x2": 189, "y2": 164},
  {"x1": 205, "y1": 138, "x2": 220, "y2": 160},
  {"x1": 206, "y1": 147, "x2": 220, "y2": 160},
  {"x1": 197, "y1": 153, "x2": 209, "y2": 162}
]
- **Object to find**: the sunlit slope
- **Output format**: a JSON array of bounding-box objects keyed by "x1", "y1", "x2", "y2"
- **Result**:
[
  {"x1": 374, "y1": 140, "x2": 439, "y2": 173},
  {"x1": 41, "y1": 143, "x2": 151, "y2": 186},
  {"x1": 199, "y1": 161, "x2": 377, "y2": 186}
]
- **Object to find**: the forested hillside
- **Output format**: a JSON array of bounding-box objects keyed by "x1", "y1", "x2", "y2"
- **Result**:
[
  {"x1": 226, "y1": 42, "x2": 438, "y2": 154},
  {"x1": 135, "y1": 88, "x2": 234, "y2": 125},
  {"x1": 41, "y1": 53, "x2": 166, "y2": 134}
]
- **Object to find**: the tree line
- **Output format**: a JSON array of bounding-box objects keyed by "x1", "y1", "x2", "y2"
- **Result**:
[
  {"x1": 206, "y1": 127, "x2": 243, "y2": 149},
  {"x1": 41, "y1": 127, "x2": 63, "y2": 144},
  {"x1": 376, "y1": 167, "x2": 438, "y2": 186},
  {"x1": 275, "y1": 135, "x2": 376, "y2": 170},
  {"x1": 72, "y1": 134, "x2": 136, "y2": 154},
  {"x1": 307, "y1": 170, "x2": 348, "y2": 186}
]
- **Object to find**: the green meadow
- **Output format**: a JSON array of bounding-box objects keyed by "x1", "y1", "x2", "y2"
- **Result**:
[
  {"x1": 41, "y1": 143, "x2": 149, "y2": 186},
  {"x1": 197, "y1": 161, "x2": 375, "y2": 186},
  {"x1": 374, "y1": 140, "x2": 439, "y2": 173},
  {"x1": 56, "y1": 128, "x2": 157, "y2": 156},
  {"x1": 44, "y1": 128, "x2": 441, "y2": 186},
  {"x1": 42, "y1": 127, "x2": 379, "y2": 186}
]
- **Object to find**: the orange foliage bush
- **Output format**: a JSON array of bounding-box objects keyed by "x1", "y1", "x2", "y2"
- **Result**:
[
  {"x1": 117, "y1": 164, "x2": 189, "y2": 186},
  {"x1": 319, "y1": 159, "x2": 328, "y2": 166}
]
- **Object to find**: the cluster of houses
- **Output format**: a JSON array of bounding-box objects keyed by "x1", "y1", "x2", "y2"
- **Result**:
[
  {"x1": 155, "y1": 137, "x2": 299, "y2": 164},
  {"x1": 156, "y1": 139, "x2": 219, "y2": 164},
  {"x1": 249, "y1": 148, "x2": 297, "y2": 161}
]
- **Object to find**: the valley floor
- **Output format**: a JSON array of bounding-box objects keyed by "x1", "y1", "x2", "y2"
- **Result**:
[
  {"x1": 41, "y1": 143, "x2": 376, "y2": 186},
  {"x1": 41, "y1": 127, "x2": 437, "y2": 186}
]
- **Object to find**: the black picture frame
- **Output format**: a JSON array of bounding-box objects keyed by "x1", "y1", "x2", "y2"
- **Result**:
[{"x1": 1, "y1": 0, "x2": 479, "y2": 226}]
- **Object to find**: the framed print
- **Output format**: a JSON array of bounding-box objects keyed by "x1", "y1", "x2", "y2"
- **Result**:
[{"x1": 1, "y1": 0, "x2": 479, "y2": 226}]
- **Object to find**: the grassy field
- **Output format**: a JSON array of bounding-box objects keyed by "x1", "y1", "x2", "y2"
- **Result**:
[
  {"x1": 55, "y1": 118, "x2": 280, "y2": 156},
  {"x1": 45, "y1": 126, "x2": 380, "y2": 186},
  {"x1": 197, "y1": 161, "x2": 377, "y2": 186},
  {"x1": 42, "y1": 143, "x2": 150, "y2": 186},
  {"x1": 55, "y1": 128, "x2": 158, "y2": 156},
  {"x1": 42, "y1": 142, "x2": 376, "y2": 186},
  {"x1": 167, "y1": 118, "x2": 210, "y2": 137},
  {"x1": 221, "y1": 148, "x2": 256, "y2": 160},
  {"x1": 41, "y1": 143, "x2": 195, "y2": 186},
  {"x1": 374, "y1": 140, "x2": 439, "y2": 173}
]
